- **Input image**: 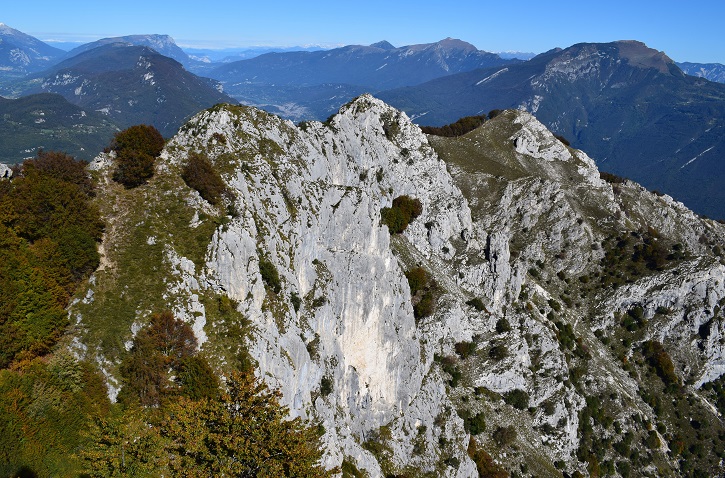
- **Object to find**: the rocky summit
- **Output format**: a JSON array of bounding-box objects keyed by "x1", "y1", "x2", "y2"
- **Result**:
[{"x1": 71, "y1": 95, "x2": 725, "y2": 476}]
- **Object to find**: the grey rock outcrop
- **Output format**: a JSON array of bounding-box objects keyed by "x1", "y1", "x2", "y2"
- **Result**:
[
  {"x1": 0, "y1": 163, "x2": 12, "y2": 179},
  {"x1": 71, "y1": 95, "x2": 725, "y2": 476}
]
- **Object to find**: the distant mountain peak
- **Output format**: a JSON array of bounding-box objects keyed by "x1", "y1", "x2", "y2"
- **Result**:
[
  {"x1": 435, "y1": 37, "x2": 477, "y2": 50},
  {"x1": 613, "y1": 40, "x2": 676, "y2": 74},
  {"x1": 66, "y1": 34, "x2": 192, "y2": 67},
  {"x1": 0, "y1": 23, "x2": 64, "y2": 74},
  {"x1": 370, "y1": 40, "x2": 395, "y2": 50}
]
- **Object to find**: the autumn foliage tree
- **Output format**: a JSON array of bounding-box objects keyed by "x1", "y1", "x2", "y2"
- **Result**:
[
  {"x1": 118, "y1": 311, "x2": 212, "y2": 406},
  {"x1": 0, "y1": 151, "x2": 102, "y2": 368},
  {"x1": 82, "y1": 369, "x2": 335, "y2": 477},
  {"x1": 181, "y1": 151, "x2": 229, "y2": 205},
  {"x1": 111, "y1": 124, "x2": 165, "y2": 188}
]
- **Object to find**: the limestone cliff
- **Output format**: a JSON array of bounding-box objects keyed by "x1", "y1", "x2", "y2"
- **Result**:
[{"x1": 71, "y1": 95, "x2": 725, "y2": 477}]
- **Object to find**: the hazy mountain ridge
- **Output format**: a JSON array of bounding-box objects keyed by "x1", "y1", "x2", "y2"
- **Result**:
[
  {"x1": 0, "y1": 23, "x2": 65, "y2": 76},
  {"x1": 210, "y1": 38, "x2": 513, "y2": 90},
  {"x1": 677, "y1": 61, "x2": 725, "y2": 83},
  {"x1": 64, "y1": 33, "x2": 194, "y2": 67},
  {"x1": 13, "y1": 43, "x2": 235, "y2": 137},
  {"x1": 206, "y1": 38, "x2": 515, "y2": 121},
  {"x1": 58, "y1": 96, "x2": 725, "y2": 477}
]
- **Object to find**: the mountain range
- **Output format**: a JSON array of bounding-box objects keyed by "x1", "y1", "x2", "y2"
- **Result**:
[
  {"x1": 2, "y1": 21, "x2": 725, "y2": 477},
  {"x1": 64, "y1": 34, "x2": 195, "y2": 69},
  {"x1": 0, "y1": 23, "x2": 65, "y2": 78},
  {"x1": 378, "y1": 41, "x2": 725, "y2": 219},
  {"x1": 211, "y1": 38, "x2": 514, "y2": 90},
  {"x1": 5, "y1": 95, "x2": 724, "y2": 477},
  {"x1": 677, "y1": 61, "x2": 725, "y2": 83},
  {"x1": 207, "y1": 38, "x2": 516, "y2": 120},
  {"x1": 12, "y1": 43, "x2": 233, "y2": 137},
  {"x1": 1, "y1": 24, "x2": 724, "y2": 219}
]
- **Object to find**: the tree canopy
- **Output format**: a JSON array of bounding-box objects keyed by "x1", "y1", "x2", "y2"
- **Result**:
[{"x1": 83, "y1": 369, "x2": 335, "y2": 477}]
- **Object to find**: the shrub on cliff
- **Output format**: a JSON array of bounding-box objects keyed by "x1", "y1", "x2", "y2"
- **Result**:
[
  {"x1": 381, "y1": 195, "x2": 422, "y2": 233},
  {"x1": 181, "y1": 152, "x2": 228, "y2": 205}
]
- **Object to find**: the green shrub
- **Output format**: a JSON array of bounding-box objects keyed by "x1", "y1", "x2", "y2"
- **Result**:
[
  {"x1": 455, "y1": 341, "x2": 476, "y2": 359},
  {"x1": 414, "y1": 291, "x2": 435, "y2": 319},
  {"x1": 23, "y1": 150, "x2": 94, "y2": 196},
  {"x1": 420, "y1": 115, "x2": 487, "y2": 137},
  {"x1": 462, "y1": 410, "x2": 486, "y2": 435},
  {"x1": 0, "y1": 152, "x2": 102, "y2": 368},
  {"x1": 495, "y1": 318, "x2": 512, "y2": 333},
  {"x1": 291, "y1": 293, "x2": 301, "y2": 312},
  {"x1": 381, "y1": 195, "x2": 422, "y2": 233},
  {"x1": 320, "y1": 376, "x2": 333, "y2": 396},
  {"x1": 466, "y1": 297, "x2": 486, "y2": 312},
  {"x1": 404, "y1": 266, "x2": 436, "y2": 319},
  {"x1": 438, "y1": 355, "x2": 462, "y2": 387},
  {"x1": 642, "y1": 340, "x2": 679, "y2": 387},
  {"x1": 111, "y1": 124, "x2": 164, "y2": 157},
  {"x1": 341, "y1": 459, "x2": 366, "y2": 478},
  {"x1": 112, "y1": 150, "x2": 155, "y2": 188},
  {"x1": 548, "y1": 299, "x2": 562, "y2": 312},
  {"x1": 176, "y1": 355, "x2": 219, "y2": 401},
  {"x1": 489, "y1": 343, "x2": 508, "y2": 361},
  {"x1": 181, "y1": 152, "x2": 228, "y2": 205},
  {"x1": 258, "y1": 256, "x2": 282, "y2": 293},
  {"x1": 405, "y1": 267, "x2": 429, "y2": 295},
  {"x1": 554, "y1": 320, "x2": 576, "y2": 349},
  {"x1": 600, "y1": 171, "x2": 627, "y2": 184},
  {"x1": 504, "y1": 389, "x2": 529, "y2": 410}
]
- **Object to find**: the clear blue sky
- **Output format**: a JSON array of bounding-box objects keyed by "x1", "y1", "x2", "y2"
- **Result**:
[{"x1": 3, "y1": 0, "x2": 724, "y2": 63}]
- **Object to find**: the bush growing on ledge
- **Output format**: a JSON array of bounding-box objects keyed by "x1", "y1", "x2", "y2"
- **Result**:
[
  {"x1": 112, "y1": 150, "x2": 156, "y2": 188},
  {"x1": 111, "y1": 124, "x2": 165, "y2": 156},
  {"x1": 420, "y1": 115, "x2": 487, "y2": 137},
  {"x1": 554, "y1": 134, "x2": 571, "y2": 146},
  {"x1": 181, "y1": 152, "x2": 228, "y2": 205},
  {"x1": 381, "y1": 195, "x2": 422, "y2": 233},
  {"x1": 405, "y1": 266, "x2": 429, "y2": 295},
  {"x1": 599, "y1": 171, "x2": 627, "y2": 184},
  {"x1": 504, "y1": 389, "x2": 530, "y2": 410},
  {"x1": 111, "y1": 125, "x2": 165, "y2": 188},
  {"x1": 642, "y1": 340, "x2": 679, "y2": 387},
  {"x1": 404, "y1": 265, "x2": 437, "y2": 319},
  {"x1": 466, "y1": 297, "x2": 486, "y2": 312},
  {"x1": 258, "y1": 256, "x2": 282, "y2": 294}
]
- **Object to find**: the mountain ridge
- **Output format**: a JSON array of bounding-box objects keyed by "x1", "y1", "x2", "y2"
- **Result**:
[
  {"x1": 60, "y1": 95, "x2": 725, "y2": 476},
  {"x1": 0, "y1": 22, "x2": 65, "y2": 76},
  {"x1": 64, "y1": 33, "x2": 194, "y2": 67},
  {"x1": 12, "y1": 43, "x2": 235, "y2": 137},
  {"x1": 378, "y1": 40, "x2": 725, "y2": 219}
]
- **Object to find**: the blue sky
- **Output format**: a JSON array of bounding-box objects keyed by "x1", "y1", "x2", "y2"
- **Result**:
[{"x1": 4, "y1": 0, "x2": 724, "y2": 63}]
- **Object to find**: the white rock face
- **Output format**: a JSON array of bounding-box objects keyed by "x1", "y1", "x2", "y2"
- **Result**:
[
  {"x1": 76, "y1": 95, "x2": 725, "y2": 476},
  {"x1": 163, "y1": 95, "x2": 477, "y2": 474},
  {"x1": 0, "y1": 163, "x2": 12, "y2": 179}
]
